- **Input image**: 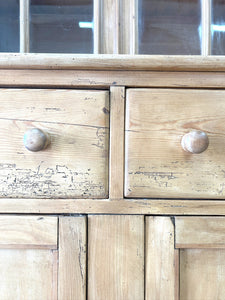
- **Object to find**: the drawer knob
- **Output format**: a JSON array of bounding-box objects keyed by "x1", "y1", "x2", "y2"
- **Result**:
[
  {"x1": 181, "y1": 131, "x2": 209, "y2": 154},
  {"x1": 23, "y1": 128, "x2": 50, "y2": 152}
]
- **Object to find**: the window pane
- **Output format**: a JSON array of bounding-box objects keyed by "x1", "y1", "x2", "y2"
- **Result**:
[
  {"x1": 30, "y1": 0, "x2": 93, "y2": 53},
  {"x1": 212, "y1": 0, "x2": 225, "y2": 55},
  {"x1": 138, "y1": 0, "x2": 201, "y2": 55},
  {"x1": 0, "y1": 1, "x2": 19, "y2": 52}
]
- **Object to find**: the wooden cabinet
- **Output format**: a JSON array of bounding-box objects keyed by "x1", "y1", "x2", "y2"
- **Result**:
[{"x1": 1, "y1": 55, "x2": 225, "y2": 299}]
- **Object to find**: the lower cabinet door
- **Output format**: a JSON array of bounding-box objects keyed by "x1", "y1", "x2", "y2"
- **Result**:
[{"x1": 146, "y1": 216, "x2": 225, "y2": 300}]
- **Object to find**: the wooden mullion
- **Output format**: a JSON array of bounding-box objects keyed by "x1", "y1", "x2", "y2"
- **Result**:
[
  {"x1": 201, "y1": 0, "x2": 212, "y2": 56},
  {"x1": 20, "y1": 0, "x2": 30, "y2": 53}
]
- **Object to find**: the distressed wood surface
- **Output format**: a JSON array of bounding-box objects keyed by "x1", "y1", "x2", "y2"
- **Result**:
[
  {"x1": 2, "y1": 54, "x2": 225, "y2": 71},
  {"x1": 0, "y1": 249, "x2": 57, "y2": 300},
  {"x1": 0, "y1": 89, "x2": 109, "y2": 198},
  {"x1": 175, "y1": 217, "x2": 225, "y2": 248},
  {"x1": 58, "y1": 216, "x2": 86, "y2": 300},
  {"x1": 145, "y1": 217, "x2": 178, "y2": 300},
  {"x1": 1, "y1": 198, "x2": 225, "y2": 215},
  {"x1": 0, "y1": 216, "x2": 57, "y2": 249},
  {"x1": 180, "y1": 249, "x2": 225, "y2": 300},
  {"x1": 88, "y1": 215, "x2": 144, "y2": 300},
  {"x1": 109, "y1": 86, "x2": 125, "y2": 199},
  {"x1": 2, "y1": 70, "x2": 225, "y2": 89},
  {"x1": 125, "y1": 88, "x2": 225, "y2": 199}
]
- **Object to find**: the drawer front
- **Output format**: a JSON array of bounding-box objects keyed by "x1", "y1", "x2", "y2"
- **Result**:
[
  {"x1": 125, "y1": 88, "x2": 225, "y2": 199},
  {"x1": 0, "y1": 89, "x2": 109, "y2": 198}
]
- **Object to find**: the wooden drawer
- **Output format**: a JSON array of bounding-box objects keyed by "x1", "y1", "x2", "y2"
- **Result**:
[
  {"x1": 0, "y1": 89, "x2": 109, "y2": 198},
  {"x1": 125, "y1": 88, "x2": 225, "y2": 199}
]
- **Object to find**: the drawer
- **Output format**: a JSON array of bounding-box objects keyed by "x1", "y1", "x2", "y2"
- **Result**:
[
  {"x1": 0, "y1": 89, "x2": 109, "y2": 198},
  {"x1": 125, "y1": 88, "x2": 225, "y2": 199}
]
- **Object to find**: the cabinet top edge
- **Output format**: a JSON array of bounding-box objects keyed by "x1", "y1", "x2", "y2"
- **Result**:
[{"x1": 0, "y1": 53, "x2": 225, "y2": 72}]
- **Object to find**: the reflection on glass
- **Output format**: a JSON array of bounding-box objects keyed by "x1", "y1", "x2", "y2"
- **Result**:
[
  {"x1": 0, "y1": 1, "x2": 19, "y2": 52},
  {"x1": 138, "y1": 0, "x2": 201, "y2": 55},
  {"x1": 212, "y1": 0, "x2": 225, "y2": 55},
  {"x1": 30, "y1": 0, "x2": 93, "y2": 53}
]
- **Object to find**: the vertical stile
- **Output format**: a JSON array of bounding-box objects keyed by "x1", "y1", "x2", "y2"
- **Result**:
[
  {"x1": 119, "y1": 0, "x2": 138, "y2": 54},
  {"x1": 94, "y1": 0, "x2": 100, "y2": 54},
  {"x1": 20, "y1": 0, "x2": 30, "y2": 53},
  {"x1": 201, "y1": 0, "x2": 212, "y2": 55}
]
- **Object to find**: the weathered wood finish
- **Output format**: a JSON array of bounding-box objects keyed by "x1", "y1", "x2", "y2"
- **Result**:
[
  {"x1": 109, "y1": 86, "x2": 125, "y2": 199},
  {"x1": 145, "y1": 217, "x2": 179, "y2": 300},
  {"x1": 125, "y1": 88, "x2": 225, "y2": 199},
  {"x1": 88, "y1": 215, "x2": 144, "y2": 300},
  {"x1": 0, "y1": 216, "x2": 57, "y2": 249},
  {"x1": 175, "y1": 217, "x2": 225, "y2": 248},
  {"x1": 0, "y1": 89, "x2": 109, "y2": 198},
  {"x1": 58, "y1": 216, "x2": 87, "y2": 300}
]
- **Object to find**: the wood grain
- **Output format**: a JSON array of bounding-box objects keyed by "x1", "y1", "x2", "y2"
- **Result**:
[
  {"x1": 125, "y1": 88, "x2": 225, "y2": 199},
  {"x1": 2, "y1": 54, "x2": 225, "y2": 71},
  {"x1": 0, "y1": 89, "x2": 109, "y2": 198},
  {"x1": 0, "y1": 216, "x2": 57, "y2": 249},
  {"x1": 145, "y1": 217, "x2": 178, "y2": 300},
  {"x1": 88, "y1": 215, "x2": 144, "y2": 300},
  {"x1": 109, "y1": 86, "x2": 125, "y2": 199},
  {"x1": 0, "y1": 249, "x2": 57, "y2": 300},
  {"x1": 176, "y1": 217, "x2": 225, "y2": 248},
  {"x1": 58, "y1": 216, "x2": 87, "y2": 300},
  {"x1": 180, "y1": 249, "x2": 225, "y2": 300}
]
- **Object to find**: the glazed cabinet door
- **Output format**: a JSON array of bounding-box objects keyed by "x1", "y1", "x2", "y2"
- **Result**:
[
  {"x1": 0, "y1": 215, "x2": 87, "y2": 300},
  {"x1": 146, "y1": 216, "x2": 225, "y2": 300}
]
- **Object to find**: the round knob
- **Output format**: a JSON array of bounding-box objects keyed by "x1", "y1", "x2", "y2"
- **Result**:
[
  {"x1": 23, "y1": 128, "x2": 50, "y2": 152},
  {"x1": 181, "y1": 131, "x2": 209, "y2": 154}
]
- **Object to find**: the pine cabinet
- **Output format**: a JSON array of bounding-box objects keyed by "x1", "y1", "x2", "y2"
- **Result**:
[{"x1": 0, "y1": 55, "x2": 225, "y2": 299}]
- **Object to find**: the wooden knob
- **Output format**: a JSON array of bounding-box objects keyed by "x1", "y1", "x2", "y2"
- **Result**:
[
  {"x1": 23, "y1": 128, "x2": 50, "y2": 152},
  {"x1": 181, "y1": 131, "x2": 209, "y2": 154}
]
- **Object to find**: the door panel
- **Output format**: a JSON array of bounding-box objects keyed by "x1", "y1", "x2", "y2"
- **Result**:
[{"x1": 88, "y1": 215, "x2": 145, "y2": 300}]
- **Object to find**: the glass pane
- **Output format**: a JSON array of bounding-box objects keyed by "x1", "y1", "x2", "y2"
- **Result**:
[
  {"x1": 0, "y1": 1, "x2": 19, "y2": 52},
  {"x1": 138, "y1": 0, "x2": 201, "y2": 55},
  {"x1": 212, "y1": 0, "x2": 225, "y2": 55},
  {"x1": 30, "y1": 0, "x2": 93, "y2": 53}
]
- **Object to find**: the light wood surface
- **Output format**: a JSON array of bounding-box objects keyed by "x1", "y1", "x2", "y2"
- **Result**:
[
  {"x1": 0, "y1": 89, "x2": 109, "y2": 198},
  {"x1": 2, "y1": 54, "x2": 225, "y2": 71},
  {"x1": 125, "y1": 88, "x2": 225, "y2": 198},
  {"x1": 58, "y1": 216, "x2": 87, "y2": 300},
  {"x1": 2, "y1": 70, "x2": 225, "y2": 89},
  {"x1": 201, "y1": 0, "x2": 211, "y2": 56},
  {"x1": 0, "y1": 249, "x2": 57, "y2": 300},
  {"x1": 176, "y1": 217, "x2": 225, "y2": 248},
  {"x1": 145, "y1": 217, "x2": 178, "y2": 300},
  {"x1": 88, "y1": 215, "x2": 144, "y2": 300},
  {"x1": 109, "y1": 86, "x2": 125, "y2": 199},
  {"x1": 0, "y1": 216, "x2": 57, "y2": 249},
  {"x1": 20, "y1": 0, "x2": 30, "y2": 53},
  {"x1": 180, "y1": 249, "x2": 225, "y2": 300}
]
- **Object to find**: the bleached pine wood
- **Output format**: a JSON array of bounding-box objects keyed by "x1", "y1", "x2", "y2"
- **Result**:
[
  {"x1": 88, "y1": 215, "x2": 144, "y2": 300},
  {"x1": 2, "y1": 70, "x2": 225, "y2": 89},
  {"x1": 201, "y1": 0, "x2": 212, "y2": 56},
  {"x1": 175, "y1": 217, "x2": 225, "y2": 248},
  {"x1": 0, "y1": 249, "x2": 57, "y2": 300},
  {"x1": 0, "y1": 216, "x2": 57, "y2": 249},
  {"x1": 120, "y1": 0, "x2": 138, "y2": 54},
  {"x1": 20, "y1": 0, "x2": 30, "y2": 53},
  {"x1": 0, "y1": 89, "x2": 109, "y2": 198},
  {"x1": 145, "y1": 217, "x2": 178, "y2": 300},
  {"x1": 98, "y1": 0, "x2": 119, "y2": 53},
  {"x1": 2, "y1": 198, "x2": 225, "y2": 215},
  {"x1": 180, "y1": 249, "x2": 225, "y2": 300},
  {"x1": 125, "y1": 88, "x2": 225, "y2": 198},
  {"x1": 2, "y1": 54, "x2": 225, "y2": 71},
  {"x1": 94, "y1": 0, "x2": 100, "y2": 54},
  {"x1": 109, "y1": 86, "x2": 125, "y2": 199},
  {"x1": 58, "y1": 216, "x2": 87, "y2": 300}
]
